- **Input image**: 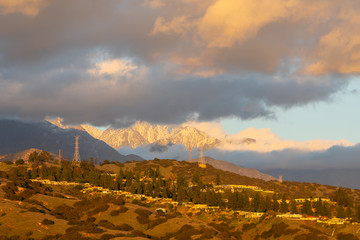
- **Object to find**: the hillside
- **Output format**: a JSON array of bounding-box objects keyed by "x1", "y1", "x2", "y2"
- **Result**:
[
  {"x1": 190, "y1": 156, "x2": 277, "y2": 181},
  {"x1": 0, "y1": 119, "x2": 142, "y2": 162},
  {"x1": 1, "y1": 160, "x2": 360, "y2": 239}
]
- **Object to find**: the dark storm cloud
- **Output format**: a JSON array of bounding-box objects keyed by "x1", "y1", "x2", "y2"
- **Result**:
[
  {"x1": 149, "y1": 144, "x2": 169, "y2": 153},
  {"x1": 0, "y1": 0, "x2": 357, "y2": 126}
]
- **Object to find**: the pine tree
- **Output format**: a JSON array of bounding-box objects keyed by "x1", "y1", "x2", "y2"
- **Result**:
[
  {"x1": 290, "y1": 199, "x2": 298, "y2": 214},
  {"x1": 280, "y1": 195, "x2": 288, "y2": 213}
]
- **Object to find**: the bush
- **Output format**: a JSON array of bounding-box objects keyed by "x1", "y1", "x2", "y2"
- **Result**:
[
  {"x1": 86, "y1": 217, "x2": 96, "y2": 222},
  {"x1": 148, "y1": 218, "x2": 167, "y2": 229},
  {"x1": 118, "y1": 206, "x2": 128, "y2": 213},
  {"x1": 15, "y1": 159, "x2": 25, "y2": 165},
  {"x1": 101, "y1": 234, "x2": 116, "y2": 240},
  {"x1": 136, "y1": 215, "x2": 150, "y2": 224},
  {"x1": 110, "y1": 210, "x2": 120, "y2": 216},
  {"x1": 171, "y1": 224, "x2": 202, "y2": 240},
  {"x1": 98, "y1": 219, "x2": 116, "y2": 229},
  {"x1": 42, "y1": 219, "x2": 55, "y2": 225},
  {"x1": 337, "y1": 233, "x2": 358, "y2": 240},
  {"x1": 88, "y1": 204, "x2": 109, "y2": 216},
  {"x1": 294, "y1": 233, "x2": 328, "y2": 240},
  {"x1": 135, "y1": 208, "x2": 151, "y2": 216},
  {"x1": 52, "y1": 204, "x2": 80, "y2": 220},
  {"x1": 131, "y1": 230, "x2": 147, "y2": 238},
  {"x1": 115, "y1": 223, "x2": 133, "y2": 231},
  {"x1": 242, "y1": 223, "x2": 256, "y2": 232}
]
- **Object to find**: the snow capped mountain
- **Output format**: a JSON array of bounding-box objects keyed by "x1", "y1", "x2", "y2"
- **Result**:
[
  {"x1": 170, "y1": 126, "x2": 220, "y2": 149},
  {"x1": 47, "y1": 118, "x2": 353, "y2": 153},
  {"x1": 97, "y1": 122, "x2": 220, "y2": 150},
  {"x1": 80, "y1": 124, "x2": 103, "y2": 139}
]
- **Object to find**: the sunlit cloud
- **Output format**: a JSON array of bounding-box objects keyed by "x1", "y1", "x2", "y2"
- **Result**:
[
  {"x1": 88, "y1": 58, "x2": 138, "y2": 77},
  {"x1": 0, "y1": 0, "x2": 47, "y2": 16},
  {"x1": 197, "y1": 0, "x2": 297, "y2": 47}
]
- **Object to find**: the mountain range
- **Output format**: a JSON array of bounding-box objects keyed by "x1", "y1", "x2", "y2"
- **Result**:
[
  {"x1": 0, "y1": 119, "x2": 142, "y2": 162},
  {"x1": 51, "y1": 119, "x2": 352, "y2": 153}
]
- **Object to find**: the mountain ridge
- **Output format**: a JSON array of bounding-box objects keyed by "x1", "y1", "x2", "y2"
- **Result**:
[
  {"x1": 190, "y1": 156, "x2": 277, "y2": 181},
  {"x1": 0, "y1": 119, "x2": 142, "y2": 162}
]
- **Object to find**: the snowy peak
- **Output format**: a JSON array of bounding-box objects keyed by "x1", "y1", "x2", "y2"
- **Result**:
[
  {"x1": 80, "y1": 124, "x2": 103, "y2": 139},
  {"x1": 170, "y1": 126, "x2": 220, "y2": 149},
  {"x1": 96, "y1": 121, "x2": 220, "y2": 150}
]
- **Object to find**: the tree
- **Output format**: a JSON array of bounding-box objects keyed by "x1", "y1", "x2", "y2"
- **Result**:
[
  {"x1": 15, "y1": 159, "x2": 25, "y2": 165},
  {"x1": 332, "y1": 188, "x2": 352, "y2": 207},
  {"x1": 337, "y1": 205, "x2": 346, "y2": 218},
  {"x1": 280, "y1": 195, "x2": 288, "y2": 213},
  {"x1": 301, "y1": 200, "x2": 313, "y2": 215},
  {"x1": 28, "y1": 151, "x2": 40, "y2": 163},
  {"x1": 289, "y1": 199, "x2": 298, "y2": 214},
  {"x1": 216, "y1": 174, "x2": 221, "y2": 185},
  {"x1": 271, "y1": 194, "x2": 279, "y2": 212}
]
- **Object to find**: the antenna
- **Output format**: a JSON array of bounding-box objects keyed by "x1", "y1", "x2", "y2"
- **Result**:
[
  {"x1": 279, "y1": 175, "x2": 283, "y2": 183},
  {"x1": 72, "y1": 135, "x2": 81, "y2": 167},
  {"x1": 58, "y1": 149, "x2": 62, "y2": 165}
]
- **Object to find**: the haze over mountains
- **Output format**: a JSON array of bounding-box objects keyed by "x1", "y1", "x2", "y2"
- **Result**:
[{"x1": 190, "y1": 157, "x2": 276, "y2": 182}]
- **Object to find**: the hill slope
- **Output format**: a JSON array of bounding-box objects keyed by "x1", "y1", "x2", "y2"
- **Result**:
[{"x1": 190, "y1": 157, "x2": 277, "y2": 181}]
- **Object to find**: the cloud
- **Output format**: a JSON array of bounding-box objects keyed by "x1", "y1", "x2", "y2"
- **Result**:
[
  {"x1": 0, "y1": 0, "x2": 359, "y2": 126},
  {"x1": 197, "y1": 0, "x2": 298, "y2": 47},
  {"x1": 0, "y1": 0, "x2": 47, "y2": 16},
  {"x1": 151, "y1": 16, "x2": 192, "y2": 37},
  {"x1": 220, "y1": 128, "x2": 353, "y2": 152},
  {"x1": 88, "y1": 58, "x2": 138, "y2": 77},
  {"x1": 149, "y1": 144, "x2": 170, "y2": 153}
]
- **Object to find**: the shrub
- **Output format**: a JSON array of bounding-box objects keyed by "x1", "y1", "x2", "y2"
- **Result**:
[
  {"x1": 131, "y1": 230, "x2": 147, "y2": 238},
  {"x1": 101, "y1": 234, "x2": 116, "y2": 240},
  {"x1": 86, "y1": 217, "x2": 96, "y2": 222},
  {"x1": 98, "y1": 219, "x2": 116, "y2": 229},
  {"x1": 242, "y1": 223, "x2": 256, "y2": 232},
  {"x1": 42, "y1": 219, "x2": 55, "y2": 225},
  {"x1": 135, "y1": 208, "x2": 152, "y2": 217},
  {"x1": 115, "y1": 223, "x2": 133, "y2": 231},
  {"x1": 136, "y1": 215, "x2": 150, "y2": 224},
  {"x1": 337, "y1": 233, "x2": 358, "y2": 240},
  {"x1": 15, "y1": 159, "x2": 25, "y2": 165},
  {"x1": 148, "y1": 218, "x2": 167, "y2": 229},
  {"x1": 88, "y1": 204, "x2": 109, "y2": 216},
  {"x1": 52, "y1": 204, "x2": 80, "y2": 220},
  {"x1": 119, "y1": 206, "x2": 128, "y2": 213},
  {"x1": 110, "y1": 210, "x2": 120, "y2": 216}
]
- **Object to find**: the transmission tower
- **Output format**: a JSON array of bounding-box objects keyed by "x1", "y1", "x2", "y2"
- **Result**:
[
  {"x1": 58, "y1": 149, "x2": 62, "y2": 165},
  {"x1": 72, "y1": 135, "x2": 81, "y2": 167},
  {"x1": 198, "y1": 146, "x2": 206, "y2": 168}
]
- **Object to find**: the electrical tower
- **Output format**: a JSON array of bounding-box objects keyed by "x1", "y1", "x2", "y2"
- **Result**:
[
  {"x1": 58, "y1": 149, "x2": 62, "y2": 165},
  {"x1": 198, "y1": 146, "x2": 206, "y2": 168},
  {"x1": 72, "y1": 135, "x2": 81, "y2": 167}
]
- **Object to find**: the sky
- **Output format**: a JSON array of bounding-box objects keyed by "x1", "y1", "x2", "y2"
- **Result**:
[{"x1": 1, "y1": 0, "x2": 360, "y2": 147}]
